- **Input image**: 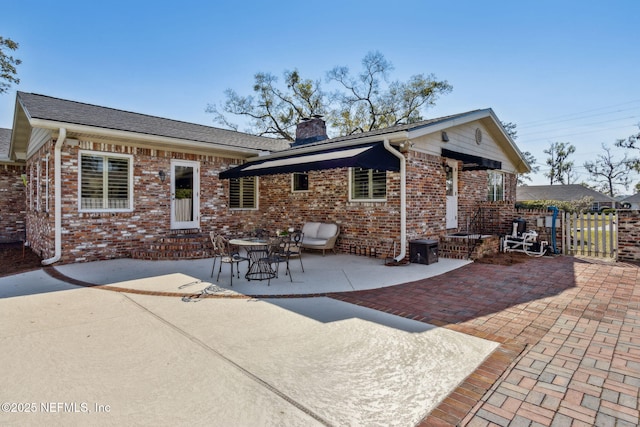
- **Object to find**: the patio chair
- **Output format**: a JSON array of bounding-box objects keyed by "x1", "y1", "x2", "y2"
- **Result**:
[
  {"x1": 211, "y1": 234, "x2": 249, "y2": 286},
  {"x1": 284, "y1": 231, "x2": 304, "y2": 273},
  {"x1": 260, "y1": 237, "x2": 293, "y2": 286}
]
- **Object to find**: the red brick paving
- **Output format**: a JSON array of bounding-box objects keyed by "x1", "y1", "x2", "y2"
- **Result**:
[
  {"x1": 45, "y1": 255, "x2": 640, "y2": 426},
  {"x1": 332, "y1": 256, "x2": 640, "y2": 426}
]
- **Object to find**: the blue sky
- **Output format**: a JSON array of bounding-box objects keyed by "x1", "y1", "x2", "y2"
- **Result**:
[{"x1": 2, "y1": 1, "x2": 639, "y2": 192}]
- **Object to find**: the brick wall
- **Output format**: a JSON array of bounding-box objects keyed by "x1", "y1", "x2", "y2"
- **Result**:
[
  {"x1": 24, "y1": 139, "x2": 522, "y2": 264},
  {"x1": 26, "y1": 138, "x2": 262, "y2": 263},
  {"x1": 617, "y1": 210, "x2": 640, "y2": 263},
  {"x1": 0, "y1": 163, "x2": 26, "y2": 243}
]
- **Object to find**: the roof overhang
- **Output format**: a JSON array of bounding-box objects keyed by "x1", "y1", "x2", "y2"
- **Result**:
[
  {"x1": 26, "y1": 119, "x2": 262, "y2": 157},
  {"x1": 219, "y1": 141, "x2": 400, "y2": 179},
  {"x1": 409, "y1": 109, "x2": 529, "y2": 174},
  {"x1": 442, "y1": 148, "x2": 502, "y2": 170}
]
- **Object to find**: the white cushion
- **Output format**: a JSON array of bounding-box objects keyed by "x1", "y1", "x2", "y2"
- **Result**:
[
  {"x1": 317, "y1": 223, "x2": 338, "y2": 239},
  {"x1": 302, "y1": 237, "x2": 328, "y2": 246},
  {"x1": 302, "y1": 222, "x2": 321, "y2": 238}
]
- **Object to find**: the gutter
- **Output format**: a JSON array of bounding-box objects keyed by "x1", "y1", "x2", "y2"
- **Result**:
[
  {"x1": 383, "y1": 138, "x2": 407, "y2": 262},
  {"x1": 42, "y1": 128, "x2": 66, "y2": 265},
  {"x1": 27, "y1": 119, "x2": 263, "y2": 157}
]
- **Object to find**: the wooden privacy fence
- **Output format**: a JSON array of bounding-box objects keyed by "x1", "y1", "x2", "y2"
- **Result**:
[{"x1": 563, "y1": 212, "x2": 617, "y2": 258}]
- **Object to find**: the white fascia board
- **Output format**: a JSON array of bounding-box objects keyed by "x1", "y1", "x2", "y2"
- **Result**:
[
  {"x1": 406, "y1": 109, "x2": 493, "y2": 139},
  {"x1": 485, "y1": 109, "x2": 531, "y2": 173},
  {"x1": 27, "y1": 119, "x2": 263, "y2": 157},
  {"x1": 408, "y1": 108, "x2": 531, "y2": 174}
]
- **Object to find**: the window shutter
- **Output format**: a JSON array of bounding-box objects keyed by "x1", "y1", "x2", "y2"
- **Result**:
[
  {"x1": 81, "y1": 155, "x2": 104, "y2": 209},
  {"x1": 108, "y1": 157, "x2": 130, "y2": 209},
  {"x1": 229, "y1": 177, "x2": 256, "y2": 208}
]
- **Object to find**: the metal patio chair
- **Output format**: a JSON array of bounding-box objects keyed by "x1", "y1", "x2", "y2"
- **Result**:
[{"x1": 211, "y1": 234, "x2": 249, "y2": 286}]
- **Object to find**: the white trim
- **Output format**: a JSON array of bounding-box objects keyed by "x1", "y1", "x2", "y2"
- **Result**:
[
  {"x1": 36, "y1": 161, "x2": 41, "y2": 211},
  {"x1": 170, "y1": 159, "x2": 201, "y2": 229},
  {"x1": 78, "y1": 150, "x2": 134, "y2": 213},
  {"x1": 27, "y1": 118, "x2": 262, "y2": 156},
  {"x1": 291, "y1": 172, "x2": 310, "y2": 193},
  {"x1": 45, "y1": 154, "x2": 50, "y2": 212},
  {"x1": 348, "y1": 167, "x2": 388, "y2": 202}
]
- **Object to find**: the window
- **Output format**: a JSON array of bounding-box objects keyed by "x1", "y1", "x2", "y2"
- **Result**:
[
  {"x1": 487, "y1": 171, "x2": 504, "y2": 201},
  {"x1": 350, "y1": 167, "x2": 386, "y2": 201},
  {"x1": 292, "y1": 172, "x2": 309, "y2": 192},
  {"x1": 36, "y1": 161, "x2": 41, "y2": 211},
  {"x1": 79, "y1": 152, "x2": 133, "y2": 211},
  {"x1": 45, "y1": 154, "x2": 50, "y2": 212},
  {"x1": 229, "y1": 176, "x2": 257, "y2": 209}
]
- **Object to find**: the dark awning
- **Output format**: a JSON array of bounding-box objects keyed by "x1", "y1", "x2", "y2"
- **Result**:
[
  {"x1": 441, "y1": 148, "x2": 502, "y2": 170},
  {"x1": 219, "y1": 142, "x2": 400, "y2": 179}
]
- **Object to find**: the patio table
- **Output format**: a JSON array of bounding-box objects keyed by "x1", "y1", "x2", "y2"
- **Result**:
[{"x1": 229, "y1": 238, "x2": 276, "y2": 281}]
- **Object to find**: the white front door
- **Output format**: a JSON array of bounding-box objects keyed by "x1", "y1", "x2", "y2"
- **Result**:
[
  {"x1": 445, "y1": 160, "x2": 458, "y2": 229},
  {"x1": 170, "y1": 160, "x2": 200, "y2": 229}
]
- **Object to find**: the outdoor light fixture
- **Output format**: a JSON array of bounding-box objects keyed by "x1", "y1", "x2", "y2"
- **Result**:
[
  {"x1": 158, "y1": 170, "x2": 166, "y2": 183},
  {"x1": 441, "y1": 131, "x2": 449, "y2": 142}
]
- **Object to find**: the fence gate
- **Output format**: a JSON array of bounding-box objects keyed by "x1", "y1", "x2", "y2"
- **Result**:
[{"x1": 563, "y1": 212, "x2": 617, "y2": 259}]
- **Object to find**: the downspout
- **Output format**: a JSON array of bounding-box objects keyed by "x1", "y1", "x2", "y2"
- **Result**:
[
  {"x1": 42, "y1": 128, "x2": 66, "y2": 265},
  {"x1": 383, "y1": 139, "x2": 407, "y2": 262}
]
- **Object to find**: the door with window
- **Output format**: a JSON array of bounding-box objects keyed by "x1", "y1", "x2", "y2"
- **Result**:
[
  {"x1": 170, "y1": 160, "x2": 199, "y2": 229},
  {"x1": 445, "y1": 159, "x2": 458, "y2": 229}
]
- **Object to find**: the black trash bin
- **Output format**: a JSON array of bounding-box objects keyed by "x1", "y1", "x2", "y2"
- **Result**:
[{"x1": 409, "y1": 239, "x2": 438, "y2": 265}]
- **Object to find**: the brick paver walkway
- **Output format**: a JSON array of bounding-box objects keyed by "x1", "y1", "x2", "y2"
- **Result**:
[{"x1": 332, "y1": 255, "x2": 640, "y2": 426}]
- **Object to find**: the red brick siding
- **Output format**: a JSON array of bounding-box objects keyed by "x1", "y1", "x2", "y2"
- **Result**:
[
  {"x1": 25, "y1": 139, "x2": 260, "y2": 263},
  {"x1": 0, "y1": 163, "x2": 27, "y2": 243},
  {"x1": 405, "y1": 151, "x2": 447, "y2": 239},
  {"x1": 617, "y1": 210, "x2": 640, "y2": 262},
  {"x1": 23, "y1": 140, "x2": 525, "y2": 263}
]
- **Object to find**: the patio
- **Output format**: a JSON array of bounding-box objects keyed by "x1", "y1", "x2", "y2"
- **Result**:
[
  {"x1": 1, "y1": 251, "x2": 638, "y2": 425},
  {"x1": 50, "y1": 252, "x2": 471, "y2": 297}
]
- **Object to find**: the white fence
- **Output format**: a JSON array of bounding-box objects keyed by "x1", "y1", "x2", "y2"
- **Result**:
[{"x1": 563, "y1": 212, "x2": 617, "y2": 258}]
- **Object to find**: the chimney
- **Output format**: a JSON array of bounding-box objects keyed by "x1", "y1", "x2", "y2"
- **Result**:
[{"x1": 292, "y1": 115, "x2": 328, "y2": 147}]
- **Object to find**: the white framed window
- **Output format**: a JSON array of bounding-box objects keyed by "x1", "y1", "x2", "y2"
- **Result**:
[
  {"x1": 292, "y1": 172, "x2": 309, "y2": 192},
  {"x1": 487, "y1": 171, "x2": 504, "y2": 201},
  {"x1": 79, "y1": 151, "x2": 133, "y2": 212},
  {"x1": 350, "y1": 167, "x2": 387, "y2": 201},
  {"x1": 28, "y1": 165, "x2": 33, "y2": 210},
  {"x1": 36, "y1": 161, "x2": 41, "y2": 212},
  {"x1": 229, "y1": 176, "x2": 257, "y2": 209},
  {"x1": 45, "y1": 154, "x2": 50, "y2": 212}
]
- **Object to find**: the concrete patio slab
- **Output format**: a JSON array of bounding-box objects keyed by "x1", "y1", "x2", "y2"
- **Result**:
[
  {"x1": 0, "y1": 285, "x2": 497, "y2": 426},
  {"x1": 52, "y1": 253, "x2": 470, "y2": 296}
]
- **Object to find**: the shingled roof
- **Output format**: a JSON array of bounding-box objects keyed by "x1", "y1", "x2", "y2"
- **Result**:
[
  {"x1": 516, "y1": 184, "x2": 616, "y2": 203},
  {"x1": 0, "y1": 128, "x2": 11, "y2": 160},
  {"x1": 306, "y1": 110, "x2": 485, "y2": 146},
  {"x1": 16, "y1": 92, "x2": 290, "y2": 152}
]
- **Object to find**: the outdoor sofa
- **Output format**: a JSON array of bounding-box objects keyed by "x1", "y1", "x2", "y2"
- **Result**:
[{"x1": 300, "y1": 222, "x2": 340, "y2": 255}]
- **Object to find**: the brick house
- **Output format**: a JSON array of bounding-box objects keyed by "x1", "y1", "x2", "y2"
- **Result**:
[
  {"x1": 0, "y1": 127, "x2": 26, "y2": 243},
  {"x1": 4, "y1": 91, "x2": 530, "y2": 264}
]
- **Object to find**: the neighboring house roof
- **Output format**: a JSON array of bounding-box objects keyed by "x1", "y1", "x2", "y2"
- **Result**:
[
  {"x1": 0, "y1": 128, "x2": 10, "y2": 160},
  {"x1": 622, "y1": 193, "x2": 640, "y2": 203},
  {"x1": 516, "y1": 185, "x2": 617, "y2": 203},
  {"x1": 10, "y1": 92, "x2": 289, "y2": 161}
]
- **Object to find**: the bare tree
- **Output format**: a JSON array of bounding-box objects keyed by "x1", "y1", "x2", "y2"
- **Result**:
[
  {"x1": 501, "y1": 121, "x2": 539, "y2": 185},
  {"x1": 583, "y1": 144, "x2": 632, "y2": 196},
  {"x1": 326, "y1": 51, "x2": 452, "y2": 135},
  {"x1": 615, "y1": 125, "x2": 640, "y2": 172},
  {"x1": 0, "y1": 36, "x2": 21, "y2": 94},
  {"x1": 207, "y1": 70, "x2": 325, "y2": 141},
  {"x1": 544, "y1": 141, "x2": 575, "y2": 184},
  {"x1": 208, "y1": 52, "x2": 452, "y2": 140}
]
